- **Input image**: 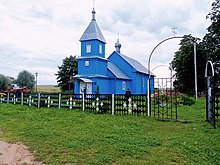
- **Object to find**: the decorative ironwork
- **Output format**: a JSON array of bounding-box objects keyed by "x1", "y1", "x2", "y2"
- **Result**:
[
  {"x1": 115, "y1": 94, "x2": 147, "y2": 115},
  {"x1": 0, "y1": 94, "x2": 5, "y2": 103},
  {"x1": 12, "y1": 95, "x2": 17, "y2": 104},
  {"x1": 66, "y1": 97, "x2": 76, "y2": 109},
  {"x1": 151, "y1": 78, "x2": 177, "y2": 120},
  {"x1": 1, "y1": 92, "x2": 148, "y2": 116},
  {"x1": 85, "y1": 94, "x2": 111, "y2": 113},
  {"x1": 22, "y1": 93, "x2": 38, "y2": 107},
  {"x1": 92, "y1": 97, "x2": 104, "y2": 112},
  {"x1": 123, "y1": 98, "x2": 137, "y2": 113},
  {"x1": 27, "y1": 95, "x2": 34, "y2": 106},
  {"x1": 61, "y1": 94, "x2": 82, "y2": 110},
  {"x1": 45, "y1": 96, "x2": 53, "y2": 108}
]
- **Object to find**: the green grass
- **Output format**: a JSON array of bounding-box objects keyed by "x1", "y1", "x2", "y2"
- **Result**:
[
  {"x1": 178, "y1": 97, "x2": 206, "y2": 121},
  {"x1": 0, "y1": 98, "x2": 220, "y2": 164}
]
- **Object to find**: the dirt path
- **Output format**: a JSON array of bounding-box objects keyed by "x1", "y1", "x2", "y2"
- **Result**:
[{"x1": 0, "y1": 140, "x2": 42, "y2": 165}]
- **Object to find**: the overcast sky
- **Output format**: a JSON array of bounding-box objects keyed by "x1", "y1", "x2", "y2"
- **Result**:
[{"x1": 0, "y1": 0, "x2": 212, "y2": 85}]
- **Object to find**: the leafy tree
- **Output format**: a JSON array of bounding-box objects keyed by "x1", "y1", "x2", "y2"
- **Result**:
[
  {"x1": 172, "y1": 35, "x2": 206, "y2": 95},
  {"x1": 15, "y1": 70, "x2": 35, "y2": 91},
  {"x1": 167, "y1": 1, "x2": 220, "y2": 95},
  {"x1": 0, "y1": 74, "x2": 11, "y2": 91},
  {"x1": 203, "y1": 0, "x2": 220, "y2": 62},
  {"x1": 55, "y1": 55, "x2": 78, "y2": 92}
]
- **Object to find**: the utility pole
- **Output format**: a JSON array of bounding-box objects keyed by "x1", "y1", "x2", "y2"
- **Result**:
[
  {"x1": 194, "y1": 42, "x2": 198, "y2": 100},
  {"x1": 35, "y1": 72, "x2": 38, "y2": 92}
]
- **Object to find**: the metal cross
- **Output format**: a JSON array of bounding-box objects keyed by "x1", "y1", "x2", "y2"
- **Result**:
[
  {"x1": 12, "y1": 95, "x2": 17, "y2": 104},
  {"x1": 45, "y1": 96, "x2": 53, "y2": 108},
  {"x1": 171, "y1": 26, "x2": 177, "y2": 36},
  {"x1": 92, "y1": 0, "x2": 96, "y2": 8},
  {"x1": 0, "y1": 95, "x2": 4, "y2": 103},
  {"x1": 67, "y1": 97, "x2": 76, "y2": 109},
  {"x1": 123, "y1": 98, "x2": 137, "y2": 113},
  {"x1": 117, "y1": 32, "x2": 120, "y2": 39},
  {"x1": 27, "y1": 95, "x2": 34, "y2": 106},
  {"x1": 92, "y1": 97, "x2": 103, "y2": 111}
]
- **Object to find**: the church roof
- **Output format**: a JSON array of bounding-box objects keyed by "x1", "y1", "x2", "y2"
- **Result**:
[
  {"x1": 79, "y1": 8, "x2": 106, "y2": 43},
  {"x1": 115, "y1": 52, "x2": 153, "y2": 75},
  {"x1": 107, "y1": 62, "x2": 130, "y2": 80}
]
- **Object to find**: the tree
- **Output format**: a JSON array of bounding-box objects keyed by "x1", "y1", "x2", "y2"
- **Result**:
[
  {"x1": 0, "y1": 74, "x2": 11, "y2": 91},
  {"x1": 172, "y1": 35, "x2": 206, "y2": 95},
  {"x1": 203, "y1": 0, "x2": 220, "y2": 62},
  {"x1": 16, "y1": 70, "x2": 35, "y2": 91},
  {"x1": 55, "y1": 55, "x2": 78, "y2": 92},
  {"x1": 171, "y1": 1, "x2": 220, "y2": 95}
]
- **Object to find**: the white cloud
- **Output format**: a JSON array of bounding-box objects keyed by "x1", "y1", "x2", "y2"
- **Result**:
[{"x1": 0, "y1": 0, "x2": 213, "y2": 84}]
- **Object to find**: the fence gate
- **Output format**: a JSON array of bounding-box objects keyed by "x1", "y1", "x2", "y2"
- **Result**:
[
  {"x1": 151, "y1": 77, "x2": 177, "y2": 120},
  {"x1": 205, "y1": 61, "x2": 220, "y2": 128}
]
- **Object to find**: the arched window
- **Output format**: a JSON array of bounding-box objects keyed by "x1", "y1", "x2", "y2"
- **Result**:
[
  {"x1": 122, "y1": 81, "x2": 126, "y2": 90},
  {"x1": 86, "y1": 43, "x2": 91, "y2": 53},
  {"x1": 99, "y1": 44, "x2": 102, "y2": 54}
]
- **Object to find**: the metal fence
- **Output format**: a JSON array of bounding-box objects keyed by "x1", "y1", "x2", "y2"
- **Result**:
[{"x1": 0, "y1": 92, "x2": 149, "y2": 116}]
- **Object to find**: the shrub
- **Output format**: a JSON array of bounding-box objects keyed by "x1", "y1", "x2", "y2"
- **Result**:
[{"x1": 181, "y1": 96, "x2": 196, "y2": 106}]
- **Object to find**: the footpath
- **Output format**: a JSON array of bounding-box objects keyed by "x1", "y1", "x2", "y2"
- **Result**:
[{"x1": 0, "y1": 140, "x2": 42, "y2": 165}]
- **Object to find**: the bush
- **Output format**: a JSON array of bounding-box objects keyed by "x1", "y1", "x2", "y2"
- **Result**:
[
  {"x1": 0, "y1": 74, "x2": 11, "y2": 91},
  {"x1": 181, "y1": 96, "x2": 196, "y2": 106},
  {"x1": 174, "y1": 93, "x2": 196, "y2": 106}
]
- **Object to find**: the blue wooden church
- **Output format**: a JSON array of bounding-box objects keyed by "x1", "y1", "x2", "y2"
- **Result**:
[{"x1": 74, "y1": 8, "x2": 154, "y2": 94}]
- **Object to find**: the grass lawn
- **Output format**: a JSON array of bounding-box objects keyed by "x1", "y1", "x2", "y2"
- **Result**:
[{"x1": 0, "y1": 98, "x2": 220, "y2": 164}]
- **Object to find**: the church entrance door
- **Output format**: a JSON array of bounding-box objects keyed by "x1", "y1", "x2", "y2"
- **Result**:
[
  {"x1": 80, "y1": 82, "x2": 92, "y2": 94},
  {"x1": 86, "y1": 83, "x2": 92, "y2": 94}
]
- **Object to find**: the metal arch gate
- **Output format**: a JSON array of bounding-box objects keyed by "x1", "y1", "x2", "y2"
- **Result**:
[
  {"x1": 147, "y1": 36, "x2": 184, "y2": 120},
  {"x1": 151, "y1": 77, "x2": 178, "y2": 120}
]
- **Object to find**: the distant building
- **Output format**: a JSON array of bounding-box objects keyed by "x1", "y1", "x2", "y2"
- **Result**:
[{"x1": 74, "y1": 8, "x2": 154, "y2": 94}]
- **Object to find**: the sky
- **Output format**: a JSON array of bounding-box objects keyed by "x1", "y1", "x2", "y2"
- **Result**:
[{"x1": 0, "y1": 0, "x2": 213, "y2": 85}]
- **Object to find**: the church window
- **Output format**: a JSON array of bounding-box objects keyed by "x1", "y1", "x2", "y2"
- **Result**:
[
  {"x1": 99, "y1": 44, "x2": 102, "y2": 54},
  {"x1": 85, "y1": 61, "x2": 90, "y2": 67},
  {"x1": 86, "y1": 43, "x2": 91, "y2": 53},
  {"x1": 122, "y1": 81, "x2": 126, "y2": 90}
]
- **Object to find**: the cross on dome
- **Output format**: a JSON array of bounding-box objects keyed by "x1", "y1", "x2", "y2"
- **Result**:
[
  {"x1": 92, "y1": 7, "x2": 96, "y2": 20},
  {"x1": 92, "y1": 0, "x2": 96, "y2": 20}
]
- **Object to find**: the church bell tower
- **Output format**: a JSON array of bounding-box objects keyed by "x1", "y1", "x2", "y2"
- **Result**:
[{"x1": 79, "y1": 8, "x2": 106, "y2": 58}]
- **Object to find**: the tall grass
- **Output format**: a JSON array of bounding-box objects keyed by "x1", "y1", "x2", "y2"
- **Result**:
[
  {"x1": 0, "y1": 98, "x2": 220, "y2": 164},
  {"x1": 37, "y1": 85, "x2": 61, "y2": 93}
]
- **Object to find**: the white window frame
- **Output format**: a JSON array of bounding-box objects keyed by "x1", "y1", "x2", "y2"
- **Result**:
[{"x1": 86, "y1": 43, "x2": 91, "y2": 53}]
